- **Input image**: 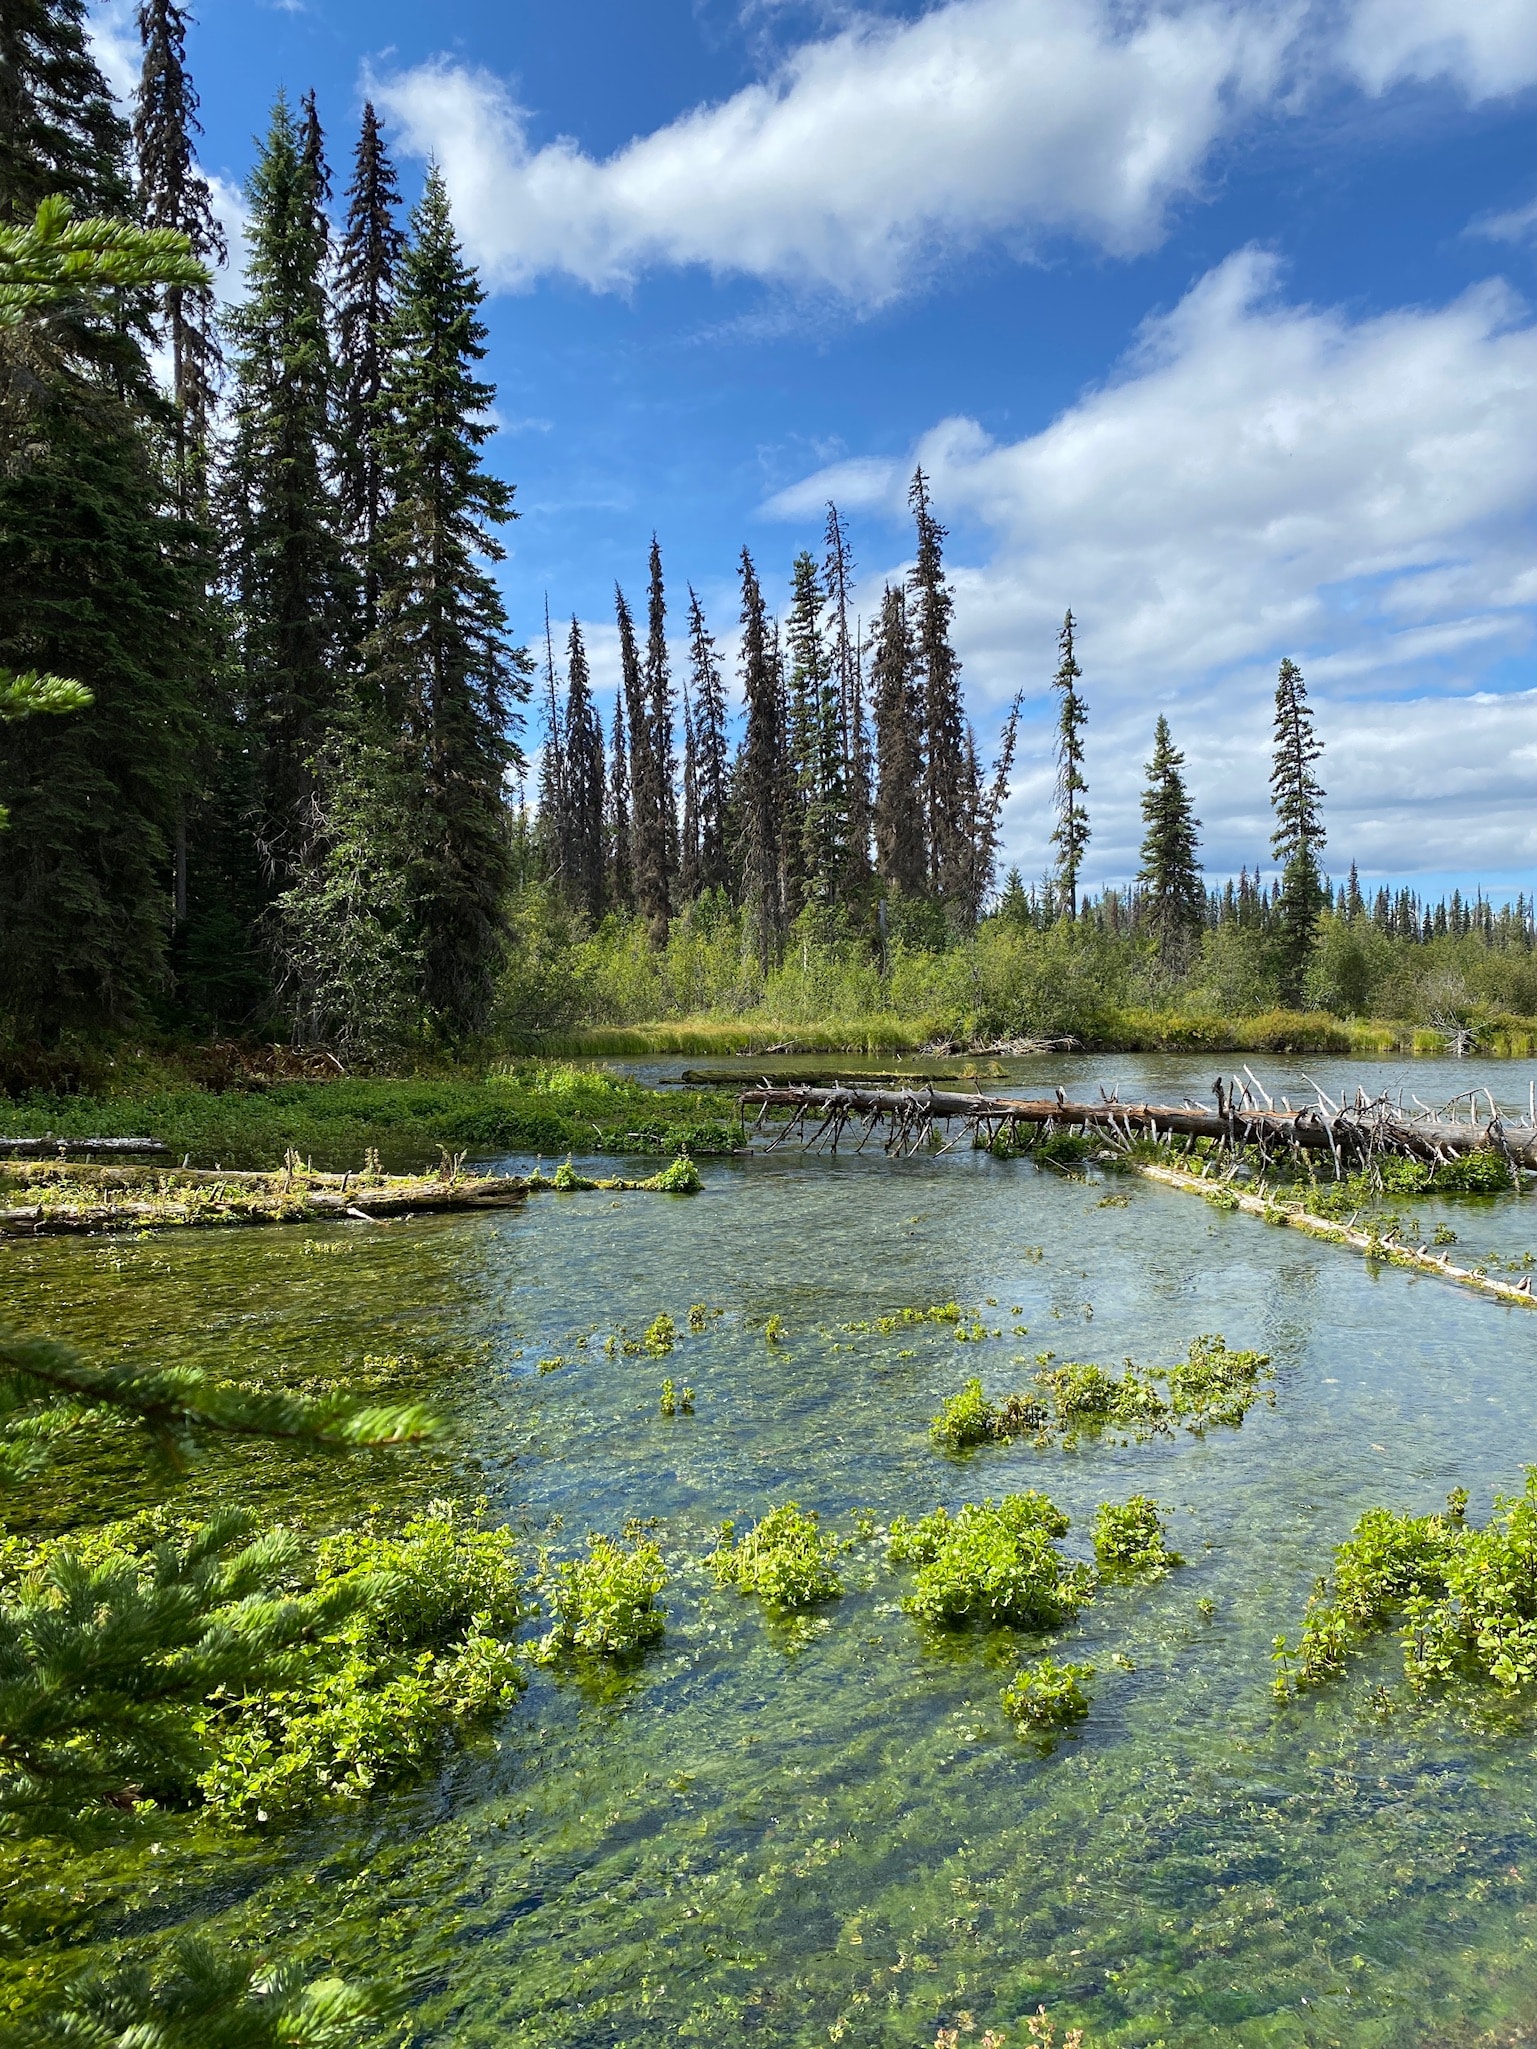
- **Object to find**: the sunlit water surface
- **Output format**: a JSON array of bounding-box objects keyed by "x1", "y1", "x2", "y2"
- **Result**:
[{"x1": 9, "y1": 1053, "x2": 1537, "y2": 2046}]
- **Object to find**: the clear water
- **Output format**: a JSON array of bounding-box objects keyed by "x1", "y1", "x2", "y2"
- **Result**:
[{"x1": 10, "y1": 1054, "x2": 1537, "y2": 2046}]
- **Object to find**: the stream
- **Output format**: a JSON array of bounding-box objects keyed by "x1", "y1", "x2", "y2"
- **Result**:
[{"x1": 8, "y1": 1052, "x2": 1537, "y2": 2046}]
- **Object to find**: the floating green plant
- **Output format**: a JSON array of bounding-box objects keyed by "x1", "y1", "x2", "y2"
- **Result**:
[
  {"x1": 1164, "y1": 1334, "x2": 1272, "y2": 1429},
  {"x1": 709, "y1": 1502, "x2": 842, "y2": 1611},
  {"x1": 643, "y1": 1313, "x2": 676, "y2": 1357},
  {"x1": 1091, "y1": 1496, "x2": 1182, "y2": 1576},
  {"x1": 763, "y1": 1314, "x2": 785, "y2": 1344},
  {"x1": 1000, "y1": 1654, "x2": 1095, "y2": 1733},
  {"x1": 929, "y1": 1377, "x2": 1047, "y2": 1452},
  {"x1": 887, "y1": 1494, "x2": 1092, "y2": 1631},
  {"x1": 533, "y1": 1529, "x2": 667, "y2": 1663},
  {"x1": 639, "y1": 1155, "x2": 703, "y2": 1194},
  {"x1": 658, "y1": 1378, "x2": 693, "y2": 1416}
]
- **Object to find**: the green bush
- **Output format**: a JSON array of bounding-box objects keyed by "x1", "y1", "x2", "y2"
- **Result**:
[
  {"x1": 1000, "y1": 1655, "x2": 1094, "y2": 1732},
  {"x1": 887, "y1": 1494, "x2": 1092, "y2": 1630},
  {"x1": 710, "y1": 1502, "x2": 842, "y2": 1611},
  {"x1": 533, "y1": 1530, "x2": 668, "y2": 1663},
  {"x1": 1091, "y1": 1496, "x2": 1182, "y2": 1576}
]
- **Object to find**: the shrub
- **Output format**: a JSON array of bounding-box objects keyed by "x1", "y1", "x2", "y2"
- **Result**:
[
  {"x1": 887, "y1": 1495, "x2": 1093, "y2": 1630},
  {"x1": 1091, "y1": 1496, "x2": 1182, "y2": 1576},
  {"x1": 1000, "y1": 1655, "x2": 1095, "y2": 1732},
  {"x1": 710, "y1": 1502, "x2": 842, "y2": 1611},
  {"x1": 533, "y1": 1530, "x2": 667, "y2": 1663}
]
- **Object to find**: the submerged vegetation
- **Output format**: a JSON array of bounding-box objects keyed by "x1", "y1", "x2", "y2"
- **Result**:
[
  {"x1": 532, "y1": 1529, "x2": 668, "y2": 1664},
  {"x1": 1091, "y1": 1497, "x2": 1182, "y2": 1577},
  {"x1": 929, "y1": 1336, "x2": 1273, "y2": 1454},
  {"x1": 1000, "y1": 1656, "x2": 1096, "y2": 1735}
]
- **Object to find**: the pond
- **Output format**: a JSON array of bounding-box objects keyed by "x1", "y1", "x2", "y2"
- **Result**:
[{"x1": 9, "y1": 1053, "x2": 1537, "y2": 2046}]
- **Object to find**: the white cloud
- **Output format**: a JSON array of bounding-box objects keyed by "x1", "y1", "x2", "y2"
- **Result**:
[
  {"x1": 86, "y1": 0, "x2": 139, "y2": 104},
  {"x1": 371, "y1": 0, "x2": 1295, "y2": 300},
  {"x1": 1340, "y1": 0, "x2": 1537, "y2": 99},
  {"x1": 768, "y1": 252, "x2": 1537, "y2": 879},
  {"x1": 1471, "y1": 194, "x2": 1537, "y2": 244}
]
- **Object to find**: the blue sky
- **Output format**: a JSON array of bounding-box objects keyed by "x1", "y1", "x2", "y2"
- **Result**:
[{"x1": 90, "y1": 0, "x2": 1537, "y2": 899}]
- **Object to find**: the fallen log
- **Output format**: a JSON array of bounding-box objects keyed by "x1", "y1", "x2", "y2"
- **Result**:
[
  {"x1": 737, "y1": 1079, "x2": 1537, "y2": 1170},
  {"x1": 0, "y1": 1168, "x2": 530, "y2": 1236},
  {"x1": 0, "y1": 1135, "x2": 168, "y2": 1156}
]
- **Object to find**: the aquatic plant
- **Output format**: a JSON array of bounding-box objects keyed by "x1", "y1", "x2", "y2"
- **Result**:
[
  {"x1": 887, "y1": 1495, "x2": 1092, "y2": 1630},
  {"x1": 929, "y1": 1378, "x2": 1048, "y2": 1452},
  {"x1": 658, "y1": 1379, "x2": 694, "y2": 1416},
  {"x1": 1038, "y1": 1361, "x2": 1168, "y2": 1434},
  {"x1": 1164, "y1": 1334, "x2": 1273, "y2": 1429},
  {"x1": 1092, "y1": 1496, "x2": 1182, "y2": 1576},
  {"x1": 639, "y1": 1154, "x2": 703, "y2": 1193},
  {"x1": 1271, "y1": 1481, "x2": 1537, "y2": 1698},
  {"x1": 1000, "y1": 1654, "x2": 1095, "y2": 1732},
  {"x1": 763, "y1": 1314, "x2": 786, "y2": 1344},
  {"x1": 643, "y1": 1313, "x2": 677, "y2": 1356},
  {"x1": 710, "y1": 1502, "x2": 842, "y2": 1610},
  {"x1": 553, "y1": 1156, "x2": 598, "y2": 1191},
  {"x1": 533, "y1": 1529, "x2": 667, "y2": 1664}
]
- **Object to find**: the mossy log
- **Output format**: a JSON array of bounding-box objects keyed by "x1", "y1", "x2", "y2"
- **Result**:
[{"x1": 0, "y1": 1161, "x2": 529, "y2": 1236}]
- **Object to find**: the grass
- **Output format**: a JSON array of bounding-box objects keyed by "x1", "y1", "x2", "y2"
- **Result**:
[{"x1": 0, "y1": 1065, "x2": 740, "y2": 1171}]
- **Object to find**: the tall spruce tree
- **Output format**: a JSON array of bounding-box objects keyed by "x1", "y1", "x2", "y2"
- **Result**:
[
  {"x1": 644, "y1": 536, "x2": 677, "y2": 916},
  {"x1": 1050, "y1": 609, "x2": 1089, "y2": 917},
  {"x1": 607, "y1": 688, "x2": 632, "y2": 912},
  {"x1": 678, "y1": 668, "x2": 701, "y2": 905},
  {"x1": 960, "y1": 692, "x2": 1022, "y2": 924},
  {"x1": 335, "y1": 102, "x2": 404, "y2": 645},
  {"x1": 0, "y1": 0, "x2": 131, "y2": 219},
  {"x1": 561, "y1": 616, "x2": 605, "y2": 921},
  {"x1": 784, "y1": 549, "x2": 843, "y2": 912},
  {"x1": 534, "y1": 602, "x2": 567, "y2": 892},
  {"x1": 907, "y1": 468, "x2": 966, "y2": 903},
  {"x1": 685, "y1": 585, "x2": 730, "y2": 897},
  {"x1": 736, "y1": 547, "x2": 784, "y2": 966},
  {"x1": 615, "y1": 582, "x2": 665, "y2": 936},
  {"x1": 823, "y1": 501, "x2": 869, "y2": 894},
  {"x1": 133, "y1": 0, "x2": 226, "y2": 489},
  {"x1": 367, "y1": 164, "x2": 527, "y2": 1034},
  {"x1": 220, "y1": 92, "x2": 351, "y2": 892},
  {"x1": 1270, "y1": 655, "x2": 1327, "y2": 1005},
  {"x1": 871, "y1": 583, "x2": 925, "y2": 899},
  {"x1": 1136, "y1": 713, "x2": 1203, "y2": 968},
  {"x1": 0, "y1": 20, "x2": 209, "y2": 1029}
]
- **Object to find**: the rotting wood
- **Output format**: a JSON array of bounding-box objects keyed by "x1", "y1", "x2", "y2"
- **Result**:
[
  {"x1": 1131, "y1": 1161, "x2": 1537, "y2": 1310},
  {"x1": 736, "y1": 1078, "x2": 1537, "y2": 1170},
  {"x1": 0, "y1": 1163, "x2": 530, "y2": 1236}
]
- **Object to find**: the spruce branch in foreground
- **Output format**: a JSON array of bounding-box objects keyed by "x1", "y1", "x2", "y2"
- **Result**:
[{"x1": 0, "y1": 1326, "x2": 442, "y2": 1482}]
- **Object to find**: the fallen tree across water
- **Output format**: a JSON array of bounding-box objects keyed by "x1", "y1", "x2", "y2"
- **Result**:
[{"x1": 738, "y1": 1074, "x2": 1537, "y2": 1174}]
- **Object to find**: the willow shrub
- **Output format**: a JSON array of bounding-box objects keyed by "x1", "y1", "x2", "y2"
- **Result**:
[
  {"x1": 887, "y1": 1495, "x2": 1093, "y2": 1631},
  {"x1": 710, "y1": 1502, "x2": 843, "y2": 1611}
]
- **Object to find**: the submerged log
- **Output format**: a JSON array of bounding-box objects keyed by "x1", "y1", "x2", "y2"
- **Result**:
[
  {"x1": 0, "y1": 1136, "x2": 168, "y2": 1156},
  {"x1": 0, "y1": 1166, "x2": 529, "y2": 1236},
  {"x1": 737, "y1": 1080, "x2": 1537, "y2": 1170}
]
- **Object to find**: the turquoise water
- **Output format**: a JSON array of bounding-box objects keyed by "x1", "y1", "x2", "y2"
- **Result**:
[{"x1": 9, "y1": 1057, "x2": 1537, "y2": 2045}]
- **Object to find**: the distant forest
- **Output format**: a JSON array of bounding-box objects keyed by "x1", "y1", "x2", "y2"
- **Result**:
[{"x1": 2, "y1": 0, "x2": 1534, "y2": 1058}]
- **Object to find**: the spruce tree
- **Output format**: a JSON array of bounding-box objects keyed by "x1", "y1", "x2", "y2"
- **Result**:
[
  {"x1": 1050, "y1": 610, "x2": 1089, "y2": 918},
  {"x1": 534, "y1": 602, "x2": 568, "y2": 892},
  {"x1": 615, "y1": 582, "x2": 664, "y2": 935},
  {"x1": 133, "y1": 0, "x2": 226, "y2": 489},
  {"x1": 823, "y1": 501, "x2": 869, "y2": 894},
  {"x1": 907, "y1": 468, "x2": 966, "y2": 903},
  {"x1": 0, "y1": 37, "x2": 210, "y2": 1029},
  {"x1": 960, "y1": 693, "x2": 1022, "y2": 923},
  {"x1": 367, "y1": 164, "x2": 526, "y2": 1033},
  {"x1": 562, "y1": 615, "x2": 605, "y2": 921},
  {"x1": 685, "y1": 585, "x2": 730, "y2": 896},
  {"x1": 785, "y1": 548, "x2": 844, "y2": 912},
  {"x1": 335, "y1": 102, "x2": 404, "y2": 644},
  {"x1": 871, "y1": 584, "x2": 925, "y2": 899},
  {"x1": 736, "y1": 546, "x2": 784, "y2": 966},
  {"x1": 678, "y1": 669, "x2": 700, "y2": 905},
  {"x1": 607, "y1": 688, "x2": 632, "y2": 912},
  {"x1": 1270, "y1": 655, "x2": 1327, "y2": 1005},
  {"x1": 644, "y1": 535, "x2": 677, "y2": 915},
  {"x1": 219, "y1": 92, "x2": 351, "y2": 892},
  {"x1": 0, "y1": 0, "x2": 131, "y2": 219},
  {"x1": 1135, "y1": 713, "x2": 1203, "y2": 969}
]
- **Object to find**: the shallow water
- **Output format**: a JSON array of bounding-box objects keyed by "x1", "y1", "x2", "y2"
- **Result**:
[{"x1": 11, "y1": 1068, "x2": 1537, "y2": 2045}]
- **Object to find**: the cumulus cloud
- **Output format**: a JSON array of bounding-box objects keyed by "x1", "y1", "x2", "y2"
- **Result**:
[
  {"x1": 371, "y1": 0, "x2": 1295, "y2": 299},
  {"x1": 1340, "y1": 0, "x2": 1537, "y2": 99},
  {"x1": 767, "y1": 253, "x2": 1537, "y2": 878}
]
